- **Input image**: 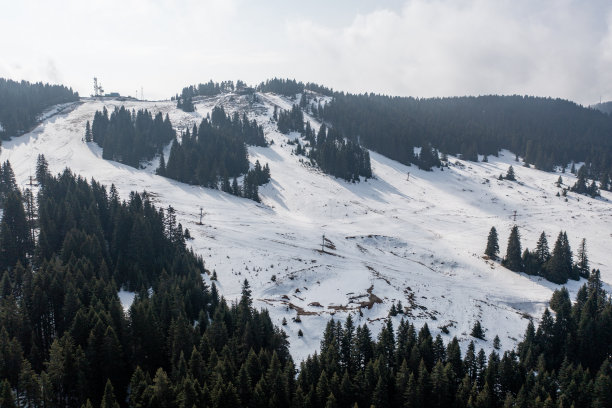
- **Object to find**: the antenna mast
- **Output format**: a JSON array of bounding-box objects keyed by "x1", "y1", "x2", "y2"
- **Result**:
[{"x1": 93, "y1": 77, "x2": 104, "y2": 97}]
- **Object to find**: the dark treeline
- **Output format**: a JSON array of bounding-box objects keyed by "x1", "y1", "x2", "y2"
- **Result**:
[
  {"x1": 89, "y1": 106, "x2": 175, "y2": 167},
  {"x1": 301, "y1": 123, "x2": 372, "y2": 181},
  {"x1": 257, "y1": 78, "x2": 335, "y2": 98},
  {"x1": 570, "y1": 165, "x2": 602, "y2": 196},
  {"x1": 161, "y1": 106, "x2": 270, "y2": 201},
  {"x1": 0, "y1": 78, "x2": 79, "y2": 139},
  {"x1": 0, "y1": 157, "x2": 293, "y2": 407},
  {"x1": 210, "y1": 106, "x2": 267, "y2": 147},
  {"x1": 277, "y1": 105, "x2": 305, "y2": 134},
  {"x1": 176, "y1": 80, "x2": 246, "y2": 99},
  {"x1": 1, "y1": 158, "x2": 611, "y2": 407},
  {"x1": 219, "y1": 160, "x2": 270, "y2": 203},
  {"x1": 487, "y1": 225, "x2": 590, "y2": 285},
  {"x1": 258, "y1": 78, "x2": 304, "y2": 97},
  {"x1": 174, "y1": 80, "x2": 250, "y2": 112},
  {"x1": 296, "y1": 273, "x2": 612, "y2": 408},
  {"x1": 276, "y1": 104, "x2": 372, "y2": 181},
  {"x1": 317, "y1": 93, "x2": 612, "y2": 177}
]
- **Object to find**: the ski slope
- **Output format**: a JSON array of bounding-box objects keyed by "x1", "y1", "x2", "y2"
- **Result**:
[{"x1": 2, "y1": 93, "x2": 611, "y2": 362}]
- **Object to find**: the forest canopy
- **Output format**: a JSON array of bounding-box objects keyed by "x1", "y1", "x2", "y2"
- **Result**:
[{"x1": 0, "y1": 78, "x2": 79, "y2": 139}]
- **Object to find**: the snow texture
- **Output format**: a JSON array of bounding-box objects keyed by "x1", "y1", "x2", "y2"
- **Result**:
[{"x1": 1, "y1": 93, "x2": 611, "y2": 363}]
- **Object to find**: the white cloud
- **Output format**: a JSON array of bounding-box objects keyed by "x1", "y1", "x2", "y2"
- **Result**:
[
  {"x1": 286, "y1": 0, "x2": 612, "y2": 104},
  {"x1": 1, "y1": 0, "x2": 610, "y2": 103}
]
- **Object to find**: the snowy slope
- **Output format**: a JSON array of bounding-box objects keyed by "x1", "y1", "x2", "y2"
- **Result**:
[{"x1": 2, "y1": 93, "x2": 611, "y2": 362}]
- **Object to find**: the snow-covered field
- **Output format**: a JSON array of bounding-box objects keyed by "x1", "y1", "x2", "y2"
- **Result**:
[{"x1": 1, "y1": 93, "x2": 611, "y2": 362}]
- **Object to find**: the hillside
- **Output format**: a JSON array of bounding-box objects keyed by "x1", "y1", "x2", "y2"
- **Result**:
[
  {"x1": 593, "y1": 100, "x2": 612, "y2": 114},
  {"x1": 1, "y1": 92, "x2": 610, "y2": 363}
]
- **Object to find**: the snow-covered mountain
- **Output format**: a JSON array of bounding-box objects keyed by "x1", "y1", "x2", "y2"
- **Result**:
[{"x1": 2, "y1": 92, "x2": 610, "y2": 362}]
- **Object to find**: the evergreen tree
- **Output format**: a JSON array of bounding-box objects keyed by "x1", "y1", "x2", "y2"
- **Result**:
[
  {"x1": 0, "y1": 190, "x2": 32, "y2": 271},
  {"x1": 534, "y1": 231, "x2": 550, "y2": 265},
  {"x1": 85, "y1": 120, "x2": 92, "y2": 142},
  {"x1": 0, "y1": 380, "x2": 16, "y2": 408},
  {"x1": 576, "y1": 238, "x2": 589, "y2": 278},
  {"x1": 502, "y1": 226, "x2": 522, "y2": 272},
  {"x1": 100, "y1": 380, "x2": 120, "y2": 408},
  {"x1": 493, "y1": 335, "x2": 501, "y2": 350},
  {"x1": 571, "y1": 168, "x2": 589, "y2": 194},
  {"x1": 418, "y1": 144, "x2": 441, "y2": 170},
  {"x1": 544, "y1": 231, "x2": 573, "y2": 284},
  {"x1": 36, "y1": 154, "x2": 50, "y2": 187},
  {"x1": 471, "y1": 321, "x2": 485, "y2": 340},
  {"x1": 485, "y1": 226, "x2": 499, "y2": 259},
  {"x1": 505, "y1": 165, "x2": 516, "y2": 181},
  {"x1": 157, "y1": 153, "x2": 166, "y2": 176}
]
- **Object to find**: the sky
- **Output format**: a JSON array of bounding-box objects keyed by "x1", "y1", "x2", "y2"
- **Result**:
[{"x1": 1, "y1": 0, "x2": 611, "y2": 104}]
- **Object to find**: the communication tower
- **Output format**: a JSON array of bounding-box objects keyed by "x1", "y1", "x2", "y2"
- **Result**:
[{"x1": 93, "y1": 77, "x2": 104, "y2": 97}]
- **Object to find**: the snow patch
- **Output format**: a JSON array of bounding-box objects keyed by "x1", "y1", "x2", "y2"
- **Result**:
[{"x1": 118, "y1": 290, "x2": 136, "y2": 312}]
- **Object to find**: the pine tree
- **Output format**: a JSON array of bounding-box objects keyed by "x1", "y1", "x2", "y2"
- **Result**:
[
  {"x1": 0, "y1": 380, "x2": 16, "y2": 408},
  {"x1": 157, "y1": 153, "x2": 166, "y2": 176},
  {"x1": 493, "y1": 335, "x2": 501, "y2": 350},
  {"x1": 240, "y1": 279, "x2": 252, "y2": 309},
  {"x1": 571, "y1": 170, "x2": 588, "y2": 194},
  {"x1": 544, "y1": 231, "x2": 573, "y2": 284},
  {"x1": 534, "y1": 231, "x2": 550, "y2": 265},
  {"x1": 231, "y1": 177, "x2": 240, "y2": 196},
  {"x1": 100, "y1": 379, "x2": 120, "y2": 408},
  {"x1": 19, "y1": 359, "x2": 42, "y2": 407},
  {"x1": 85, "y1": 120, "x2": 92, "y2": 142},
  {"x1": 35, "y1": 154, "x2": 49, "y2": 187},
  {"x1": 0, "y1": 191, "x2": 32, "y2": 271},
  {"x1": 505, "y1": 166, "x2": 516, "y2": 181},
  {"x1": 471, "y1": 321, "x2": 485, "y2": 340},
  {"x1": 593, "y1": 362, "x2": 612, "y2": 408},
  {"x1": 485, "y1": 227, "x2": 499, "y2": 259},
  {"x1": 576, "y1": 238, "x2": 589, "y2": 279},
  {"x1": 503, "y1": 226, "x2": 522, "y2": 272}
]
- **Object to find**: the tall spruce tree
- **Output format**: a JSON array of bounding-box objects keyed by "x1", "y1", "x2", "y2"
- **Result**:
[
  {"x1": 85, "y1": 120, "x2": 92, "y2": 142},
  {"x1": 534, "y1": 231, "x2": 550, "y2": 266},
  {"x1": 0, "y1": 191, "x2": 32, "y2": 270},
  {"x1": 36, "y1": 154, "x2": 49, "y2": 187},
  {"x1": 576, "y1": 238, "x2": 589, "y2": 279},
  {"x1": 156, "y1": 153, "x2": 166, "y2": 176},
  {"x1": 505, "y1": 166, "x2": 516, "y2": 181},
  {"x1": 503, "y1": 226, "x2": 522, "y2": 272},
  {"x1": 544, "y1": 231, "x2": 573, "y2": 284},
  {"x1": 484, "y1": 227, "x2": 499, "y2": 259}
]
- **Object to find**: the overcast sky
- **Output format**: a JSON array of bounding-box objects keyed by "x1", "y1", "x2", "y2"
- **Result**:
[{"x1": 1, "y1": 0, "x2": 611, "y2": 104}]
